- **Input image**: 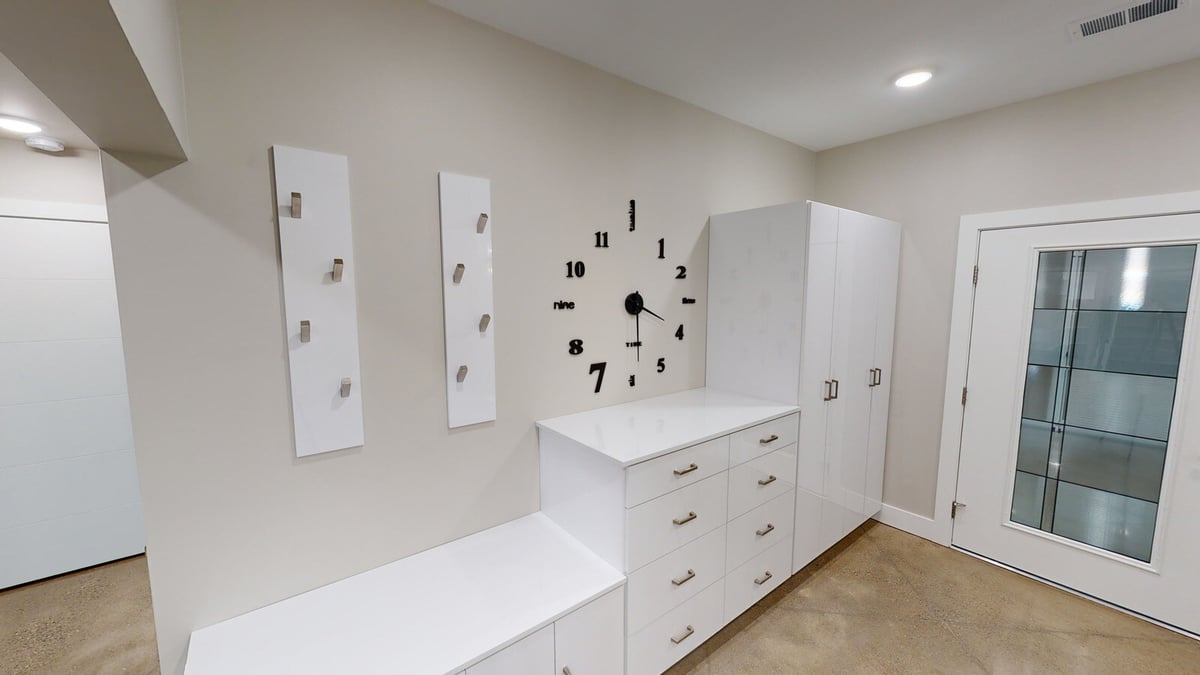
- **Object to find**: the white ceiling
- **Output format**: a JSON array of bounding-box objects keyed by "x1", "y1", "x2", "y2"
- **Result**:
[
  {"x1": 430, "y1": 0, "x2": 1200, "y2": 150},
  {"x1": 0, "y1": 51, "x2": 95, "y2": 150}
]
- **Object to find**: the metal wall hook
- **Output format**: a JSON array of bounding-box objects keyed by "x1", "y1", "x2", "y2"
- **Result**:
[
  {"x1": 476, "y1": 212, "x2": 489, "y2": 234},
  {"x1": 478, "y1": 313, "x2": 491, "y2": 332},
  {"x1": 453, "y1": 263, "x2": 465, "y2": 284},
  {"x1": 340, "y1": 377, "x2": 352, "y2": 398},
  {"x1": 291, "y1": 192, "x2": 302, "y2": 218},
  {"x1": 300, "y1": 320, "x2": 311, "y2": 343},
  {"x1": 332, "y1": 258, "x2": 344, "y2": 282},
  {"x1": 456, "y1": 365, "x2": 468, "y2": 383}
]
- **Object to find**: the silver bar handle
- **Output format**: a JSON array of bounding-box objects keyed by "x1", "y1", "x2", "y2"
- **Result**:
[
  {"x1": 670, "y1": 625, "x2": 695, "y2": 645},
  {"x1": 671, "y1": 569, "x2": 696, "y2": 586},
  {"x1": 758, "y1": 475, "x2": 777, "y2": 486},
  {"x1": 453, "y1": 263, "x2": 465, "y2": 284},
  {"x1": 300, "y1": 320, "x2": 311, "y2": 343},
  {"x1": 340, "y1": 377, "x2": 352, "y2": 398},
  {"x1": 831, "y1": 379, "x2": 840, "y2": 400},
  {"x1": 479, "y1": 313, "x2": 491, "y2": 332},
  {"x1": 754, "y1": 571, "x2": 774, "y2": 586},
  {"x1": 477, "y1": 212, "x2": 489, "y2": 233},
  {"x1": 290, "y1": 191, "x2": 301, "y2": 218},
  {"x1": 456, "y1": 365, "x2": 468, "y2": 383},
  {"x1": 673, "y1": 463, "x2": 699, "y2": 476},
  {"x1": 672, "y1": 511, "x2": 698, "y2": 526},
  {"x1": 823, "y1": 380, "x2": 833, "y2": 401},
  {"x1": 756, "y1": 523, "x2": 775, "y2": 537},
  {"x1": 332, "y1": 258, "x2": 344, "y2": 282},
  {"x1": 562, "y1": 668, "x2": 572, "y2": 675},
  {"x1": 759, "y1": 434, "x2": 779, "y2": 445},
  {"x1": 875, "y1": 368, "x2": 883, "y2": 387}
]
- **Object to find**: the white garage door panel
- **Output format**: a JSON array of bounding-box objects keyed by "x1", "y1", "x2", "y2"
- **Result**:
[
  {"x1": 0, "y1": 279, "x2": 122, "y2": 342},
  {"x1": 0, "y1": 504, "x2": 145, "y2": 588},
  {"x1": 0, "y1": 217, "x2": 115, "y2": 280},
  {"x1": 0, "y1": 450, "x2": 141, "y2": 530},
  {"x1": 0, "y1": 396, "x2": 133, "y2": 467},
  {"x1": 0, "y1": 339, "x2": 128, "y2": 406}
]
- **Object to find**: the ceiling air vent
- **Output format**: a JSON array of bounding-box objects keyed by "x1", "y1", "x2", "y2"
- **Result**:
[{"x1": 1070, "y1": 0, "x2": 1185, "y2": 39}]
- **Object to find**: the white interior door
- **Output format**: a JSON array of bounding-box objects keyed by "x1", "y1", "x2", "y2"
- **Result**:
[
  {"x1": 0, "y1": 214, "x2": 146, "y2": 588},
  {"x1": 954, "y1": 213, "x2": 1200, "y2": 634},
  {"x1": 865, "y1": 219, "x2": 901, "y2": 518}
]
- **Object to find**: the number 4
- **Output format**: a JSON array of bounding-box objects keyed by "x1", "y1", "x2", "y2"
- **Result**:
[{"x1": 675, "y1": 324, "x2": 685, "y2": 340}]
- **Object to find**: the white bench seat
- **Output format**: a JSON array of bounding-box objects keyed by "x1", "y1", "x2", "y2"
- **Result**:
[{"x1": 184, "y1": 513, "x2": 625, "y2": 675}]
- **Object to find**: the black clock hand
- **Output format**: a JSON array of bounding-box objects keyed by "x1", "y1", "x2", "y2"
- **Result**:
[
  {"x1": 635, "y1": 311, "x2": 641, "y2": 362},
  {"x1": 641, "y1": 306, "x2": 665, "y2": 321}
]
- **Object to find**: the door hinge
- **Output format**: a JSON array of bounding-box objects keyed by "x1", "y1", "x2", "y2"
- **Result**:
[
  {"x1": 961, "y1": 386, "x2": 968, "y2": 406},
  {"x1": 972, "y1": 265, "x2": 979, "y2": 285},
  {"x1": 952, "y1": 501, "x2": 967, "y2": 519}
]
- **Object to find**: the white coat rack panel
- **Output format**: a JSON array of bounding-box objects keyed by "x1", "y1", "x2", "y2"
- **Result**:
[
  {"x1": 272, "y1": 145, "x2": 365, "y2": 457},
  {"x1": 438, "y1": 172, "x2": 496, "y2": 428}
]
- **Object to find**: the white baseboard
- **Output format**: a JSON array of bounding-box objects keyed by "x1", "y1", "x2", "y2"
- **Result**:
[{"x1": 873, "y1": 503, "x2": 947, "y2": 545}]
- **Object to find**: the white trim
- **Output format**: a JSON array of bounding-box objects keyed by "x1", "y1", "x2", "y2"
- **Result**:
[
  {"x1": 872, "y1": 504, "x2": 942, "y2": 544},
  {"x1": 0, "y1": 197, "x2": 108, "y2": 223},
  {"x1": 935, "y1": 189, "x2": 1200, "y2": 550}
]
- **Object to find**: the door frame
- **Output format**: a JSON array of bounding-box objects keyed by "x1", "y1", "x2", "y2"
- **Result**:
[{"x1": 926, "y1": 190, "x2": 1200, "y2": 546}]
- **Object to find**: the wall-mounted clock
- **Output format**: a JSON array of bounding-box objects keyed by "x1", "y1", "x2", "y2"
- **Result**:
[{"x1": 553, "y1": 199, "x2": 699, "y2": 394}]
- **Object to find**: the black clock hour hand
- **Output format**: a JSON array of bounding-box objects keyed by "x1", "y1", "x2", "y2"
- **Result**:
[
  {"x1": 642, "y1": 306, "x2": 665, "y2": 322},
  {"x1": 636, "y1": 312, "x2": 641, "y2": 362}
]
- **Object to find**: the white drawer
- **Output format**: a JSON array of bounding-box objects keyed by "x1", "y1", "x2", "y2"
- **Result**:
[
  {"x1": 626, "y1": 472, "x2": 728, "y2": 571},
  {"x1": 726, "y1": 490, "x2": 794, "y2": 571},
  {"x1": 627, "y1": 526, "x2": 726, "y2": 635},
  {"x1": 729, "y1": 413, "x2": 798, "y2": 466},
  {"x1": 627, "y1": 578, "x2": 724, "y2": 675},
  {"x1": 724, "y1": 538, "x2": 791, "y2": 624},
  {"x1": 625, "y1": 436, "x2": 729, "y2": 507},
  {"x1": 556, "y1": 587, "x2": 625, "y2": 675},
  {"x1": 466, "y1": 624, "x2": 554, "y2": 674},
  {"x1": 728, "y1": 444, "x2": 798, "y2": 518}
]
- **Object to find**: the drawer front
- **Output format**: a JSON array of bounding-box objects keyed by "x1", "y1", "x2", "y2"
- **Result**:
[
  {"x1": 726, "y1": 490, "x2": 795, "y2": 571},
  {"x1": 626, "y1": 472, "x2": 728, "y2": 571},
  {"x1": 728, "y1": 444, "x2": 798, "y2": 518},
  {"x1": 466, "y1": 624, "x2": 554, "y2": 675},
  {"x1": 627, "y1": 578, "x2": 724, "y2": 675},
  {"x1": 625, "y1": 436, "x2": 729, "y2": 507},
  {"x1": 724, "y1": 538, "x2": 791, "y2": 624},
  {"x1": 729, "y1": 413, "x2": 798, "y2": 466},
  {"x1": 556, "y1": 587, "x2": 625, "y2": 675},
  {"x1": 627, "y1": 526, "x2": 726, "y2": 635}
]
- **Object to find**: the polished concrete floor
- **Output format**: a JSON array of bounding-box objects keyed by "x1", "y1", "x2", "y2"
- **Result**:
[
  {"x1": 670, "y1": 522, "x2": 1200, "y2": 674},
  {"x1": 3, "y1": 525, "x2": 1197, "y2": 674},
  {"x1": 0, "y1": 555, "x2": 159, "y2": 675}
]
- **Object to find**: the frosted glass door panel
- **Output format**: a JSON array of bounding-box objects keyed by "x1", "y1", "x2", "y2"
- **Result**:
[{"x1": 1010, "y1": 245, "x2": 1195, "y2": 563}]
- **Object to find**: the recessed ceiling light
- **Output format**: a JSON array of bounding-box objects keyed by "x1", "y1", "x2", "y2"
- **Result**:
[
  {"x1": 0, "y1": 115, "x2": 43, "y2": 135},
  {"x1": 26, "y1": 136, "x2": 65, "y2": 153},
  {"x1": 894, "y1": 70, "x2": 933, "y2": 88}
]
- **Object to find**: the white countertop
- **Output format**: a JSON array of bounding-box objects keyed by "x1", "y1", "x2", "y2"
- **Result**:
[
  {"x1": 183, "y1": 513, "x2": 624, "y2": 675},
  {"x1": 536, "y1": 387, "x2": 799, "y2": 467}
]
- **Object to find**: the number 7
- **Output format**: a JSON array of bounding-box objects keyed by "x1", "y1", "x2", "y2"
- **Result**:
[{"x1": 589, "y1": 362, "x2": 607, "y2": 393}]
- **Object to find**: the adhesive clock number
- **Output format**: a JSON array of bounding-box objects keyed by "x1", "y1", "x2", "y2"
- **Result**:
[{"x1": 555, "y1": 198, "x2": 696, "y2": 393}]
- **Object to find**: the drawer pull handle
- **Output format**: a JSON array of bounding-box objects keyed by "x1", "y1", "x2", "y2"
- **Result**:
[
  {"x1": 759, "y1": 434, "x2": 779, "y2": 445},
  {"x1": 670, "y1": 625, "x2": 695, "y2": 645},
  {"x1": 756, "y1": 523, "x2": 775, "y2": 537},
  {"x1": 671, "y1": 569, "x2": 696, "y2": 586},
  {"x1": 758, "y1": 474, "x2": 777, "y2": 486},
  {"x1": 673, "y1": 463, "x2": 699, "y2": 476},
  {"x1": 673, "y1": 511, "x2": 698, "y2": 526},
  {"x1": 562, "y1": 668, "x2": 573, "y2": 675},
  {"x1": 754, "y1": 571, "x2": 774, "y2": 586}
]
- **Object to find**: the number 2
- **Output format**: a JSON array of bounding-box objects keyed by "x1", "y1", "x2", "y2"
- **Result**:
[
  {"x1": 589, "y1": 362, "x2": 607, "y2": 393},
  {"x1": 675, "y1": 266, "x2": 687, "y2": 279}
]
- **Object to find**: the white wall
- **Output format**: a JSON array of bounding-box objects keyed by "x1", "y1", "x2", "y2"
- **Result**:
[
  {"x1": 0, "y1": 139, "x2": 106, "y2": 205},
  {"x1": 816, "y1": 57, "x2": 1200, "y2": 520},
  {"x1": 100, "y1": 1, "x2": 815, "y2": 671},
  {"x1": 108, "y1": 0, "x2": 190, "y2": 154}
]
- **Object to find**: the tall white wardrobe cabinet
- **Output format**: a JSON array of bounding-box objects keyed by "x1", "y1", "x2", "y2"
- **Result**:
[{"x1": 706, "y1": 201, "x2": 901, "y2": 574}]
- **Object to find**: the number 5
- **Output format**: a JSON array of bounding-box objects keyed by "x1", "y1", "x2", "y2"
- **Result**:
[{"x1": 657, "y1": 357, "x2": 666, "y2": 373}]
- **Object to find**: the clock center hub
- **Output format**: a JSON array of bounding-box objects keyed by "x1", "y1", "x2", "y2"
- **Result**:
[{"x1": 624, "y1": 291, "x2": 645, "y2": 316}]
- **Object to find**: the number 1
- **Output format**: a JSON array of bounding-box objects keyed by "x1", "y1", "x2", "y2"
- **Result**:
[{"x1": 657, "y1": 238, "x2": 665, "y2": 259}]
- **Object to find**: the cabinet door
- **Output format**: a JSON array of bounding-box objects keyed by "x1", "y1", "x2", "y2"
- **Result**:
[
  {"x1": 864, "y1": 220, "x2": 901, "y2": 517},
  {"x1": 799, "y1": 203, "x2": 839, "y2": 558},
  {"x1": 467, "y1": 625, "x2": 554, "y2": 675},
  {"x1": 555, "y1": 587, "x2": 624, "y2": 675}
]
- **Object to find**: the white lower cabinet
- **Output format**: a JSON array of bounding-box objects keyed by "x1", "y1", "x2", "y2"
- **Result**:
[
  {"x1": 723, "y1": 539, "x2": 791, "y2": 623},
  {"x1": 628, "y1": 580, "x2": 725, "y2": 675},
  {"x1": 555, "y1": 588, "x2": 625, "y2": 675},
  {"x1": 726, "y1": 490, "x2": 795, "y2": 570},
  {"x1": 466, "y1": 625, "x2": 554, "y2": 675}
]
